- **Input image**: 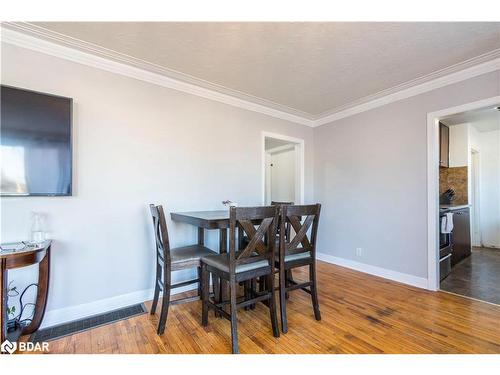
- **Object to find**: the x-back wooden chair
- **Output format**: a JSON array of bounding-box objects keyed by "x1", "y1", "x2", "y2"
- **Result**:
[
  {"x1": 201, "y1": 206, "x2": 280, "y2": 354},
  {"x1": 149, "y1": 204, "x2": 216, "y2": 335},
  {"x1": 277, "y1": 204, "x2": 321, "y2": 333}
]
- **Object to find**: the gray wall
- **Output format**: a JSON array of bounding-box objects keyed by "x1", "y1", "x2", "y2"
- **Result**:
[{"x1": 314, "y1": 71, "x2": 500, "y2": 278}]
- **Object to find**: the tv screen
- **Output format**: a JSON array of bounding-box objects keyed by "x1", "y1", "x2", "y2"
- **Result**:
[{"x1": 1, "y1": 85, "x2": 72, "y2": 196}]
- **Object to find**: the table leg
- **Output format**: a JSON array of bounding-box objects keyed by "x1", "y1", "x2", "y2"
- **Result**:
[
  {"x1": 219, "y1": 228, "x2": 229, "y2": 313},
  {"x1": 23, "y1": 248, "x2": 50, "y2": 335},
  {"x1": 198, "y1": 227, "x2": 204, "y2": 246},
  {"x1": 0, "y1": 259, "x2": 7, "y2": 344},
  {"x1": 219, "y1": 228, "x2": 227, "y2": 254}
]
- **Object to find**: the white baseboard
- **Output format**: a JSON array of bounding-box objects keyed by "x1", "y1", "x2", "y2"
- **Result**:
[
  {"x1": 482, "y1": 243, "x2": 500, "y2": 249},
  {"x1": 40, "y1": 284, "x2": 197, "y2": 329},
  {"x1": 316, "y1": 252, "x2": 429, "y2": 290}
]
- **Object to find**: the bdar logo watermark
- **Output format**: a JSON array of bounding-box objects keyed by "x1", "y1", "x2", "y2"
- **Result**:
[
  {"x1": 1, "y1": 339, "x2": 16, "y2": 354},
  {"x1": 1, "y1": 339, "x2": 49, "y2": 354}
]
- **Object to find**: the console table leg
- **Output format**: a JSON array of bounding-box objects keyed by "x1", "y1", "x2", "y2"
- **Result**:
[
  {"x1": 23, "y1": 247, "x2": 50, "y2": 335},
  {"x1": 0, "y1": 259, "x2": 6, "y2": 344}
]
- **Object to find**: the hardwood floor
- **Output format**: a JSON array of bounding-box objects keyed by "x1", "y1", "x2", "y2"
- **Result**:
[
  {"x1": 440, "y1": 247, "x2": 500, "y2": 305},
  {"x1": 28, "y1": 261, "x2": 500, "y2": 354}
]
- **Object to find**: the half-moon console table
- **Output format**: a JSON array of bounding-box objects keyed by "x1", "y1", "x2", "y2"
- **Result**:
[{"x1": 0, "y1": 240, "x2": 51, "y2": 347}]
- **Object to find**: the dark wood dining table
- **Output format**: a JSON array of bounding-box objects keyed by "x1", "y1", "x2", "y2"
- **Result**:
[
  {"x1": 170, "y1": 210, "x2": 231, "y2": 252},
  {"x1": 170, "y1": 210, "x2": 232, "y2": 310}
]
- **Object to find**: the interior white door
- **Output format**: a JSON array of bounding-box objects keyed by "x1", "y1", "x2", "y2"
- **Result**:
[{"x1": 269, "y1": 148, "x2": 296, "y2": 203}]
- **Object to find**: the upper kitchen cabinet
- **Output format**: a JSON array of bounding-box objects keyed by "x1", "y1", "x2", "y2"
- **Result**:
[{"x1": 439, "y1": 122, "x2": 449, "y2": 168}]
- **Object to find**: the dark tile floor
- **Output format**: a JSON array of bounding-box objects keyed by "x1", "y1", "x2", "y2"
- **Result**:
[{"x1": 440, "y1": 247, "x2": 500, "y2": 305}]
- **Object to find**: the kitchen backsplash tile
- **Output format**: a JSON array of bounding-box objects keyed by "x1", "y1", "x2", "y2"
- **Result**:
[{"x1": 439, "y1": 166, "x2": 468, "y2": 204}]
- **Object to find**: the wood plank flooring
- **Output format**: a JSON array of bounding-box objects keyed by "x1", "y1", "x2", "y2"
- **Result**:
[
  {"x1": 440, "y1": 247, "x2": 500, "y2": 305},
  {"x1": 25, "y1": 261, "x2": 500, "y2": 354}
]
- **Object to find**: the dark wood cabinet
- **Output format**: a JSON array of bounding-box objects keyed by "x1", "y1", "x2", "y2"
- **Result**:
[
  {"x1": 451, "y1": 208, "x2": 471, "y2": 266},
  {"x1": 439, "y1": 122, "x2": 449, "y2": 168}
]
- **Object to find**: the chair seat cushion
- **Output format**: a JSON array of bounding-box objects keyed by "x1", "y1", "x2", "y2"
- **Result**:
[
  {"x1": 276, "y1": 250, "x2": 311, "y2": 263},
  {"x1": 201, "y1": 253, "x2": 269, "y2": 273},
  {"x1": 171, "y1": 245, "x2": 217, "y2": 264}
]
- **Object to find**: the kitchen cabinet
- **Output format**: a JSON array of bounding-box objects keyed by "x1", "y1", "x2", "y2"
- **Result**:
[
  {"x1": 451, "y1": 207, "x2": 471, "y2": 266},
  {"x1": 439, "y1": 122, "x2": 449, "y2": 167}
]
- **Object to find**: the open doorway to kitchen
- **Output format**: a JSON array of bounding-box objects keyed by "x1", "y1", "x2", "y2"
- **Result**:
[
  {"x1": 262, "y1": 132, "x2": 304, "y2": 205},
  {"x1": 430, "y1": 100, "x2": 500, "y2": 304}
]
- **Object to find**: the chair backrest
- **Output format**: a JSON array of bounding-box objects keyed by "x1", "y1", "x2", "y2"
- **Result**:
[
  {"x1": 229, "y1": 206, "x2": 279, "y2": 273},
  {"x1": 149, "y1": 204, "x2": 171, "y2": 265},
  {"x1": 271, "y1": 201, "x2": 294, "y2": 206},
  {"x1": 280, "y1": 204, "x2": 321, "y2": 258},
  {"x1": 271, "y1": 201, "x2": 294, "y2": 240}
]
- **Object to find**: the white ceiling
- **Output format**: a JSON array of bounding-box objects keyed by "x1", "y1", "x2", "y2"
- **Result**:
[
  {"x1": 443, "y1": 106, "x2": 500, "y2": 132},
  {"x1": 11, "y1": 22, "x2": 500, "y2": 117}
]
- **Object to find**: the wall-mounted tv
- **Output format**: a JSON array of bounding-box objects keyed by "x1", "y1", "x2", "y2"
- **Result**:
[{"x1": 1, "y1": 85, "x2": 72, "y2": 196}]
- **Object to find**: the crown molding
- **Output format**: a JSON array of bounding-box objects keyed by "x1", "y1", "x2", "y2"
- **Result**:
[
  {"x1": 314, "y1": 49, "x2": 500, "y2": 127},
  {"x1": 0, "y1": 24, "x2": 316, "y2": 127},
  {"x1": 1, "y1": 22, "x2": 499, "y2": 129}
]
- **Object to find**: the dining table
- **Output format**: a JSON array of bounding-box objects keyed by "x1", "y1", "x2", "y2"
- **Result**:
[
  {"x1": 170, "y1": 210, "x2": 231, "y2": 248},
  {"x1": 170, "y1": 210, "x2": 232, "y2": 311}
]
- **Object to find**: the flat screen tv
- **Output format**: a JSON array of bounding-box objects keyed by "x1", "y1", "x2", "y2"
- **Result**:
[{"x1": 1, "y1": 85, "x2": 72, "y2": 196}]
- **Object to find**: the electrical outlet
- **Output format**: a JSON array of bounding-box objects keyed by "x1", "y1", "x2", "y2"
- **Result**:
[{"x1": 355, "y1": 247, "x2": 363, "y2": 257}]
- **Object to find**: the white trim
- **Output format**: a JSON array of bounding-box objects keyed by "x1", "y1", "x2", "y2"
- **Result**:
[
  {"x1": 316, "y1": 53, "x2": 500, "y2": 126},
  {"x1": 426, "y1": 96, "x2": 500, "y2": 291},
  {"x1": 0, "y1": 26, "x2": 315, "y2": 127},
  {"x1": 470, "y1": 149, "x2": 481, "y2": 247},
  {"x1": 317, "y1": 252, "x2": 428, "y2": 289},
  {"x1": 264, "y1": 152, "x2": 272, "y2": 205},
  {"x1": 261, "y1": 132, "x2": 305, "y2": 205},
  {"x1": 266, "y1": 144, "x2": 296, "y2": 154},
  {"x1": 40, "y1": 284, "x2": 197, "y2": 329},
  {"x1": 1, "y1": 24, "x2": 500, "y2": 129}
]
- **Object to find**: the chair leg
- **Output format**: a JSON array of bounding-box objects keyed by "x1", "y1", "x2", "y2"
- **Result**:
[
  {"x1": 244, "y1": 280, "x2": 251, "y2": 311},
  {"x1": 259, "y1": 276, "x2": 269, "y2": 307},
  {"x1": 213, "y1": 276, "x2": 221, "y2": 317},
  {"x1": 259, "y1": 276, "x2": 266, "y2": 293},
  {"x1": 285, "y1": 269, "x2": 293, "y2": 299},
  {"x1": 279, "y1": 266, "x2": 288, "y2": 333},
  {"x1": 250, "y1": 278, "x2": 257, "y2": 310},
  {"x1": 150, "y1": 264, "x2": 161, "y2": 315},
  {"x1": 157, "y1": 283, "x2": 171, "y2": 335},
  {"x1": 268, "y1": 272, "x2": 280, "y2": 338},
  {"x1": 201, "y1": 263, "x2": 209, "y2": 327},
  {"x1": 310, "y1": 263, "x2": 321, "y2": 321},
  {"x1": 197, "y1": 267, "x2": 202, "y2": 297},
  {"x1": 229, "y1": 278, "x2": 239, "y2": 354}
]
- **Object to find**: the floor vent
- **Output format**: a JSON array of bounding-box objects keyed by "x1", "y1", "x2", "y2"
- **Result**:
[{"x1": 30, "y1": 303, "x2": 147, "y2": 342}]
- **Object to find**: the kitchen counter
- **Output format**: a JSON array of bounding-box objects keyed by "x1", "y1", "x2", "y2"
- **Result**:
[{"x1": 439, "y1": 204, "x2": 470, "y2": 212}]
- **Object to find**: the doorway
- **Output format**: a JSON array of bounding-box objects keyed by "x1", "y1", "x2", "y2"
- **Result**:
[
  {"x1": 427, "y1": 97, "x2": 500, "y2": 304},
  {"x1": 262, "y1": 132, "x2": 304, "y2": 205}
]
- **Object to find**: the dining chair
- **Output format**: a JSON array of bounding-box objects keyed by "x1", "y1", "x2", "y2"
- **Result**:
[
  {"x1": 255, "y1": 201, "x2": 295, "y2": 296},
  {"x1": 276, "y1": 204, "x2": 321, "y2": 333},
  {"x1": 149, "y1": 204, "x2": 216, "y2": 335},
  {"x1": 200, "y1": 206, "x2": 280, "y2": 354}
]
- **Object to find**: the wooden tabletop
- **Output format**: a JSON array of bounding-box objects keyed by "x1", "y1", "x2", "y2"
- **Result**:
[
  {"x1": 170, "y1": 210, "x2": 230, "y2": 229},
  {"x1": 0, "y1": 240, "x2": 52, "y2": 259}
]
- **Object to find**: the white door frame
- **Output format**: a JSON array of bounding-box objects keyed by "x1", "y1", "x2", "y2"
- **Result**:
[
  {"x1": 261, "y1": 131, "x2": 305, "y2": 205},
  {"x1": 426, "y1": 96, "x2": 500, "y2": 291},
  {"x1": 470, "y1": 149, "x2": 481, "y2": 247}
]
